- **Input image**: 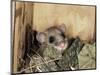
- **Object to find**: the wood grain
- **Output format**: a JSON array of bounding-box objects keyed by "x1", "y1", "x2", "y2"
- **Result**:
[
  {"x1": 33, "y1": 3, "x2": 96, "y2": 42},
  {"x1": 13, "y1": 2, "x2": 33, "y2": 73}
]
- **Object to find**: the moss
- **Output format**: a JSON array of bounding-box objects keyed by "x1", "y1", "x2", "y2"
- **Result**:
[
  {"x1": 43, "y1": 46, "x2": 62, "y2": 59},
  {"x1": 21, "y1": 38, "x2": 96, "y2": 73}
]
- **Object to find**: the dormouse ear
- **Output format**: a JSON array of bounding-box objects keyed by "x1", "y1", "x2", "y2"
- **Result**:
[
  {"x1": 59, "y1": 24, "x2": 66, "y2": 33},
  {"x1": 36, "y1": 32, "x2": 46, "y2": 44}
]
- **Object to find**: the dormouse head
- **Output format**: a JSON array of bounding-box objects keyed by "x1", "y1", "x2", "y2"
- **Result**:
[{"x1": 36, "y1": 24, "x2": 68, "y2": 52}]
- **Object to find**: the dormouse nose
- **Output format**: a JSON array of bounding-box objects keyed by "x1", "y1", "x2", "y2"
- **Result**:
[{"x1": 59, "y1": 42, "x2": 65, "y2": 48}]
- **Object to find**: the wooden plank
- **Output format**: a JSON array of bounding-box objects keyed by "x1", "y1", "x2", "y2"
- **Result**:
[
  {"x1": 13, "y1": 2, "x2": 24, "y2": 73},
  {"x1": 11, "y1": 0, "x2": 15, "y2": 73},
  {"x1": 12, "y1": 2, "x2": 33, "y2": 73}
]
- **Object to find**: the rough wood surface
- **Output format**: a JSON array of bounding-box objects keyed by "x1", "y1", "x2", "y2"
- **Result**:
[{"x1": 13, "y1": 2, "x2": 33, "y2": 73}]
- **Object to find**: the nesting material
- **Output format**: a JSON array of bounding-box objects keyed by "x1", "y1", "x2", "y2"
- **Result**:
[{"x1": 17, "y1": 38, "x2": 96, "y2": 73}]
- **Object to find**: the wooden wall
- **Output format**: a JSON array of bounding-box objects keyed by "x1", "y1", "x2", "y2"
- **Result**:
[
  {"x1": 33, "y1": 3, "x2": 96, "y2": 42},
  {"x1": 12, "y1": 1, "x2": 96, "y2": 73},
  {"x1": 12, "y1": 2, "x2": 33, "y2": 73}
]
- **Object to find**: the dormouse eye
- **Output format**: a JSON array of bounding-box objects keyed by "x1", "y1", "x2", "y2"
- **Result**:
[{"x1": 49, "y1": 36, "x2": 55, "y2": 43}]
